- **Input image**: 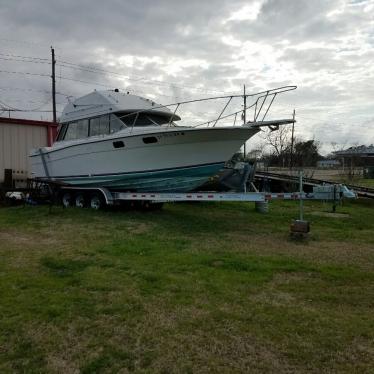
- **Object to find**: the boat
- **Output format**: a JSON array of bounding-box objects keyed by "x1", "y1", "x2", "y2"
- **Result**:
[{"x1": 30, "y1": 87, "x2": 296, "y2": 192}]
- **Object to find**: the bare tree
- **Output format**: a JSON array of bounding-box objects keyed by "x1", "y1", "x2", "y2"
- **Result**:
[
  {"x1": 261, "y1": 125, "x2": 292, "y2": 167},
  {"x1": 264, "y1": 126, "x2": 292, "y2": 156},
  {"x1": 330, "y1": 141, "x2": 347, "y2": 154}
]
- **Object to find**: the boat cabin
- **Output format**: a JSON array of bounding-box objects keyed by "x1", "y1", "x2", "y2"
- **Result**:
[
  {"x1": 56, "y1": 90, "x2": 180, "y2": 142},
  {"x1": 56, "y1": 112, "x2": 175, "y2": 141}
]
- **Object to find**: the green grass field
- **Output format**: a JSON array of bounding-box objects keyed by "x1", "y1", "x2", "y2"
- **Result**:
[
  {"x1": 0, "y1": 199, "x2": 373, "y2": 373},
  {"x1": 325, "y1": 175, "x2": 374, "y2": 189},
  {"x1": 349, "y1": 178, "x2": 374, "y2": 188}
]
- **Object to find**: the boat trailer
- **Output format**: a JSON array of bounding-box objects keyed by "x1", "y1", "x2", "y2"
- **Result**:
[
  {"x1": 49, "y1": 182, "x2": 355, "y2": 210},
  {"x1": 3, "y1": 174, "x2": 356, "y2": 210}
]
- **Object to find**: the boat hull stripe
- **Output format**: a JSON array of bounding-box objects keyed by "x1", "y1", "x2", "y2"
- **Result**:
[{"x1": 47, "y1": 161, "x2": 225, "y2": 179}]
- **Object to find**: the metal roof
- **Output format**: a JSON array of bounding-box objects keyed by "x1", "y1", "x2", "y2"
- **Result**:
[{"x1": 334, "y1": 145, "x2": 374, "y2": 157}]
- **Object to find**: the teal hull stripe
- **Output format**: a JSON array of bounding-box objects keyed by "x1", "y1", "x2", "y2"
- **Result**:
[{"x1": 59, "y1": 162, "x2": 225, "y2": 192}]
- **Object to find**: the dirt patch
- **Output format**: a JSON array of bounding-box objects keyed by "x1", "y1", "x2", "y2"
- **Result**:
[
  {"x1": 0, "y1": 231, "x2": 31, "y2": 245},
  {"x1": 126, "y1": 222, "x2": 152, "y2": 235},
  {"x1": 0, "y1": 229, "x2": 66, "y2": 271},
  {"x1": 0, "y1": 229, "x2": 61, "y2": 249},
  {"x1": 250, "y1": 272, "x2": 306, "y2": 306}
]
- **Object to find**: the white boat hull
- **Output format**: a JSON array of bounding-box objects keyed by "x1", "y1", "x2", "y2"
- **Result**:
[{"x1": 30, "y1": 126, "x2": 259, "y2": 192}]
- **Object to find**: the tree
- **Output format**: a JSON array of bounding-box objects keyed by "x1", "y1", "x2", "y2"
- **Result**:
[
  {"x1": 264, "y1": 126, "x2": 291, "y2": 157},
  {"x1": 293, "y1": 139, "x2": 321, "y2": 167},
  {"x1": 261, "y1": 126, "x2": 292, "y2": 167}
]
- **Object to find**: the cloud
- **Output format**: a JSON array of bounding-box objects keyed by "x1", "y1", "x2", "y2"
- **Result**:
[{"x1": 0, "y1": 0, "x2": 373, "y2": 151}]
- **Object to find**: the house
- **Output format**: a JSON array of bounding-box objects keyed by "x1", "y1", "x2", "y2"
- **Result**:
[
  {"x1": 334, "y1": 145, "x2": 374, "y2": 168},
  {"x1": 317, "y1": 159, "x2": 341, "y2": 168}
]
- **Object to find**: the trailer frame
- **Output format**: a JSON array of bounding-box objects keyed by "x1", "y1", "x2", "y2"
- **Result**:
[
  {"x1": 2, "y1": 176, "x2": 355, "y2": 210},
  {"x1": 55, "y1": 183, "x2": 355, "y2": 210}
]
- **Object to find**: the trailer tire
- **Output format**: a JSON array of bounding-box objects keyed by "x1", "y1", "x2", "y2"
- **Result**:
[
  {"x1": 75, "y1": 193, "x2": 86, "y2": 208},
  {"x1": 61, "y1": 192, "x2": 72, "y2": 208},
  {"x1": 90, "y1": 193, "x2": 105, "y2": 210}
]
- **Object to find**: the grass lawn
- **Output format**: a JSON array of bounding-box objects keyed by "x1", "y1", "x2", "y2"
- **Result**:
[
  {"x1": 0, "y1": 199, "x2": 373, "y2": 373},
  {"x1": 335, "y1": 177, "x2": 374, "y2": 189},
  {"x1": 349, "y1": 178, "x2": 374, "y2": 188}
]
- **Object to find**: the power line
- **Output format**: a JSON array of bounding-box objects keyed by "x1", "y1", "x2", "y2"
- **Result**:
[
  {"x1": 0, "y1": 98, "x2": 56, "y2": 112},
  {"x1": 0, "y1": 52, "x2": 49, "y2": 60},
  {"x1": 57, "y1": 76, "x2": 116, "y2": 88},
  {"x1": 0, "y1": 70, "x2": 50, "y2": 77},
  {"x1": 2, "y1": 98, "x2": 64, "y2": 105},
  {"x1": 0, "y1": 99, "x2": 17, "y2": 110},
  {"x1": 0, "y1": 108, "x2": 62, "y2": 113},
  {"x1": 0, "y1": 96, "x2": 54, "y2": 112},
  {"x1": 0, "y1": 97, "x2": 62, "y2": 113},
  {"x1": 0, "y1": 56, "x2": 51, "y2": 65},
  {"x1": 56, "y1": 59, "x2": 241, "y2": 95},
  {"x1": 0, "y1": 52, "x2": 251, "y2": 116},
  {"x1": 0, "y1": 86, "x2": 70, "y2": 97},
  {"x1": 0, "y1": 51, "x2": 241, "y2": 96},
  {"x1": 0, "y1": 38, "x2": 47, "y2": 47}
]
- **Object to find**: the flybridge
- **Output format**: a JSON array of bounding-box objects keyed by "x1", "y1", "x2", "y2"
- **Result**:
[
  {"x1": 59, "y1": 85, "x2": 297, "y2": 129},
  {"x1": 60, "y1": 90, "x2": 181, "y2": 124}
]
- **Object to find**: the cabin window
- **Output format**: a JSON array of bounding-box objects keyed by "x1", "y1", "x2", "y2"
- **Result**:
[
  {"x1": 76, "y1": 119, "x2": 89, "y2": 138},
  {"x1": 135, "y1": 114, "x2": 155, "y2": 127},
  {"x1": 118, "y1": 113, "x2": 137, "y2": 127},
  {"x1": 143, "y1": 136, "x2": 158, "y2": 144},
  {"x1": 64, "y1": 122, "x2": 79, "y2": 140},
  {"x1": 90, "y1": 118, "x2": 100, "y2": 136},
  {"x1": 90, "y1": 115, "x2": 110, "y2": 136},
  {"x1": 118, "y1": 113, "x2": 172, "y2": 127},
  {"x1": 110, "y1": 114, "x2": 124, "y2": 133},
  {"x1": 62, "y1": 120, "x2": 89, "y2": 140},
  {"x1": 148, "y1": 114, "x2": 171, "y2": 126},
  {"x1": 57, "y1": 124, "x2": 68, "y2": 141}
]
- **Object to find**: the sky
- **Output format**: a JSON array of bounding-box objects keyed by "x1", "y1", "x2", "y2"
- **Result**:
[{"x1": 0, "y1": 0, "x2": 373, "y2": 154}]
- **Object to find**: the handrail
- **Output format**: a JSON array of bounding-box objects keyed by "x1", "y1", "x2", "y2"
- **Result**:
[
  {"x1": 213, "y1": 96, "x2": 232, "y2": 127},
  {"x1": 255, "y1": 91, "x2": 268, "y2": 121},
  {"x1": 115, "y1": 85, "x2": 297, "y2": 129}
]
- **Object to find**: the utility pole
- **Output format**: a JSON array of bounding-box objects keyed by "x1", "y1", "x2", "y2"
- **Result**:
[
  {"x1": 290, "y1": 109, "x2": 295, "y2": 171},
  {"x1": 51, "y1": 46, "x2": 56, "y2": 123},
  {"x1": 243, "y1": 84, "x2": 246, "y2": 158}
]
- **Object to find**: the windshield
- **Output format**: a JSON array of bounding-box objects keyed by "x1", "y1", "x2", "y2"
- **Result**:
[{"x1": 116, "y1": 113, "x2": 174, "y2": 127}]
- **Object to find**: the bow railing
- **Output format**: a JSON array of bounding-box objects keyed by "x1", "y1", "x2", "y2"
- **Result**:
[{"x1": 116, "y1": 85, "x2": 297, "y2": 131}]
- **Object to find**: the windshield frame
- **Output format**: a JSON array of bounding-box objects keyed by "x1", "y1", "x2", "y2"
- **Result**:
[{"x1": 116, "y1": 112, "x2": 176, "y2": 128}]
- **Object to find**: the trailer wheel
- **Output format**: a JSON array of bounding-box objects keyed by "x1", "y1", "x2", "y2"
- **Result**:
[
  {"x1": 90, "y1": 193, "x2": 105, "y2": 210},
  {"x1": 61, "y1": 192, "x2": 72, "y2": 208},
  {"x1": 75, "y1": 193, "x2": 86, "y2": 208}
]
